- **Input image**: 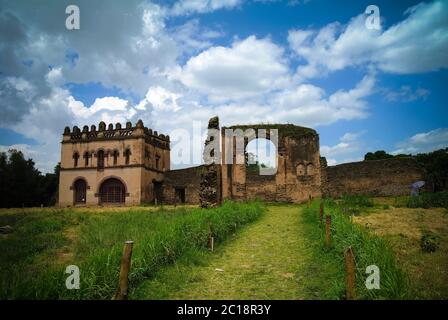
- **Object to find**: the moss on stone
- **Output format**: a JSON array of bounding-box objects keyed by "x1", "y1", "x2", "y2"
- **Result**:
[{"x1": 222, "y1": 123, "x2": 317, "y2": 138}]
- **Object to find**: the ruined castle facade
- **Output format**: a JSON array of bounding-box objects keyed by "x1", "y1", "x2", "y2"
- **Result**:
[{"x1": 58, "y1": 117, "x2": 425, "y2": 207}]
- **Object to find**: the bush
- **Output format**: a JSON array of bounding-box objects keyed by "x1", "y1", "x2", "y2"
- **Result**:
[
  {"x1": 420, "y1": 231, "x2": 439, "y2": 253},
  {"x1": 405, "y1": 191, "x2": 448, "y2": 209},
  {"x1": 340, "y1": 195, "x2": 374, "y2": 208}
]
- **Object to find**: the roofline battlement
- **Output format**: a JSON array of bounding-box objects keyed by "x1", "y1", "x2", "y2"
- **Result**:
[{"x1": 62, "y1": 119, "x2": 170, "y2": 149}]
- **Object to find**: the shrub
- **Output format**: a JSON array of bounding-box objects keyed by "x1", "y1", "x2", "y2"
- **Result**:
[
  {"x1": 340, "y1": 195, "x2": 374, "y2": 208},
  {"x1": 420, "y1": 231, "x2": 439, "y2": 253}
]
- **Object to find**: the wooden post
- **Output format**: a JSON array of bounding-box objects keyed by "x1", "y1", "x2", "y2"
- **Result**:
[
  {"x1": 207, "y1": 222, "x2": 214, "y2": 251},
  {"x1": 325, "y1": 215, "x2": 331, "y2": 248},
  {"x1": 114, "y1": 240, "x2": 134, "y2": 300},
  {"x1": 307, "y1": 194, "x2": 312, "y2": 207},
  {"x1": 319, "y1": 202, "x2": 324, "y2": 225},
  {"x1": 344, "y1": 246, "x2": 356, "y2": 300}
]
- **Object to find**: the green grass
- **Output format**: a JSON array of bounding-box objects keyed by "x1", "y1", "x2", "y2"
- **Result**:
[
  {"x1": 395, "y1": 191, "x2": 448, "y2": 209},
  {"x1": 0, "y1": 201, "x2": 264, "y2": 299},
  {"x1": 133, "y1": 205, "x2": 319, "y2": 299},
  {"x1": 302, "y1": 198, "x2": 410, "y2": 299}
]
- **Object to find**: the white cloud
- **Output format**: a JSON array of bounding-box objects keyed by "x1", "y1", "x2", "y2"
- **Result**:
[
  {"x1": 138, "y1": 86, "x2": 182, "y2": 112},
  {"x1": 176, "y1": 36, "x2": 290, "y2": 101},
  {"x1": 392, "y1": 128, "x2": 448, "y2": 155},
  {"x1": 270, "y1": 74, "x2": 375, "y2": 126},
  {"x1": 170, "y1": 0, "x2": 241, "y2": 16},
  {"x1": 288, "y1": 0, "x2": 448, "y2": 80},
  {"x1": 320, "y1": 130, "x2": 367, "y2": 165},
  {"x1": 382, "y1": 85, "x2": 430, "y2": 103}
]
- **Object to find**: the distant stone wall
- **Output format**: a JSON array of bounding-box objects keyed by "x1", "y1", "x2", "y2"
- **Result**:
[
  {"x1": 162, "y1": 166, "x2": 204, "y2": 204},
  {"x1": 324, "y1": 157, "x2": 425, "y2": 197}
]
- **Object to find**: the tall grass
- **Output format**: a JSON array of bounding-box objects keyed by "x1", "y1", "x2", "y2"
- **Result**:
[
  {"x1": 302, "y1": 198, "x2": 409, "y2": 299},
  {"x1": 395, "y1": 191, "x2": 448, "y2": 209},
  {"x1": 0, "y1": 201, "x2": 264, "y2": 299}
]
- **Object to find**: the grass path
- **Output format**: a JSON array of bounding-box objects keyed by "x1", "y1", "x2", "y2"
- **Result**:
[{"x1": 135, "y1": 205, "x2": 316, "y2": 299}]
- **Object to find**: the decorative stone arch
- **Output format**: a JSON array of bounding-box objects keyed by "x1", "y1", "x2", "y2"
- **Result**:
[
  {"x1": 222, "y1": 128, "x2": 280, "y2": 166},
  {"x1": 70, "y1": 177, "x2": 90, "y2": 205},
  {"x1": 96, "y1": 175, "x2": 129, "y2": 194},
  {"x1": 96, "y1": 176, "x2": 129, "y2": 204},
  {"x1": 111, "y1": 149, "x2": 120, "y2": 165},
  {"x1": 73, "y1": 151, "x2": 80, "y2": 167},
  {"x1": 296, "y1": 163, "x2": 306, "y2": 176},
  {"x1": 306, "y1": 163, "x2": 315, "y2": 176},
  {"x1": 124, "y1": 147, "x2": 132, "y2": 165}
]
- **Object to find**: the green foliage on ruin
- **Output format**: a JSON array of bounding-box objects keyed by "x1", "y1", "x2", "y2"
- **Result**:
[{"x1": 223, "y1": 123, "x2": 317, "y2": 138}]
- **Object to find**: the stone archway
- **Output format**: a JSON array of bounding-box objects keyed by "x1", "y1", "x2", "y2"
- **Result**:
[
  {"x1": 99, "y1": 177, "x2": 126, "y2": 204},
  {"x1": 73, "y1": 178, "x2": 87, "y2": 205}
]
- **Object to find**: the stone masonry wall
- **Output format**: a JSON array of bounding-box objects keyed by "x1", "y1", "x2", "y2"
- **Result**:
[
  {"x1": 162, "y1": 166, "x2": 204, "y2": 204},
  {"x1": 324, "y1": 157, "x2": 425, "y2": 197}
]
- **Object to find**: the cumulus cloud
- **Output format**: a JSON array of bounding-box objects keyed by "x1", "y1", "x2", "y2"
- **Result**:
[
  {"x1": 170, "y1": 0, "x2": 241, "y2": 16},
  {"x1": 269, "y1": 74, "x2": 375, "y2": 126},
  {"x1": 392, "y1": 128, "x2": 448, "y2": 155},
  {"x1": 288, "y1": 0, "x2": 448, "y2": 80},
  {"x1": 1, "y1": 0, "x2": 444, "y2": 173},
  {"x1": 320, "y1": 130, "x2": 367, "y2": 165},
  {"x1": 176, "y1": 36, "x2": 290, "y2": 101}
]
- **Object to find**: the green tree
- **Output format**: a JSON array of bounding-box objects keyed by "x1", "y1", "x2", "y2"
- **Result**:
[
  {"x1": 0, "y1": 150, "x2": 59, "y2": 208},
  {"x1": 364, "y1": 150, "x2": 394, "y2": 161},
  {"x1": 415, "y1": 148, "x2": 448, "y2": 192}
]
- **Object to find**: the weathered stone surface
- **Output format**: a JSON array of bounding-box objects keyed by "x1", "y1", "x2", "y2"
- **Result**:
[
  {"x1": 200, "y1": 116, "x2": 221, "y2": 208},
  {"x1": 221, "y1": 124, "x2": 322, "y2": 204},
  {"x1": 322, "y1": 157, "x2": 425, "y2": 197}
]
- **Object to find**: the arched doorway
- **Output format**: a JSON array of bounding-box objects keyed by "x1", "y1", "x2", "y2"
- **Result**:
[
  {"x1": 245, "y1": 138, "x2": 277, "y2": 175},
  {"x1": 73, "y1": 179, "x2": 87, "y2": 205},
  {"x1": 99, "y1": 178, "x2": 126, "y2": 204}
]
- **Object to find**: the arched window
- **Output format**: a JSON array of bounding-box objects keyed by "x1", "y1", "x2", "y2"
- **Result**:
[
  {"x1": 113, "y1": 150, "x2": 119, "y2": 166},
  {"x1": 155, "y1": 154, "x2": 160, "y2": 169},
  {"x1": 296, "y1": 163, "x2": 305, "y2": 176},
  {"x1": 245, "y1": 138, "x2": 277, "y2": 175},
  {"x1": 73, "y1": 152, "x2": 79, "y2": 168},
  {"x1": 97, "y1": 150, "x2": 105, "y2": 169},
  {"x1": 307, "y1": 163, "x2": 315, "y2": 176},
  {"x1": 74, "y1": 179, "x2": 86, "y2": 204},
  {"x1": 84, "y1": 152, "x2": 89, "y2": 166},
  {"x1": 124, "y1": 149, "x2": 131, "y2": 165},
  {"x1": 99, "y1": 178, "x2": 125, "y2": 204}
]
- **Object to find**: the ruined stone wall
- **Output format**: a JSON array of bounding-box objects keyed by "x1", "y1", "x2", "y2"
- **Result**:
[
  {"x1": 221, "y1": 124, "x2": 322, "y2": 203},
  {"x1": 161, "y1": 166, "x2": 204, "y2": 204},
  {"x1": 324, "y1": 157, "x2": 425, "y2": 197}
]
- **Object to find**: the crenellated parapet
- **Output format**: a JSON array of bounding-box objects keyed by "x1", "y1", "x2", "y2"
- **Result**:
[{"x1": 62, "y1": 119, "x2": 170, "y2": 150}]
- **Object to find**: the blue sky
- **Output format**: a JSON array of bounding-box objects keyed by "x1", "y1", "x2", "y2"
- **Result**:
[{"x1": 0, "y1": 0, "x2": 447, "y2": 171}]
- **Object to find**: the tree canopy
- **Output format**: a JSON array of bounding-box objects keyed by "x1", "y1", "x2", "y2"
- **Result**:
[
  {"x1": 0, "y1": 149, "x2": 59, "y2": 208},
  {"x1": 364, "y1": 148, "x2": 448, "y2": 192}
]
